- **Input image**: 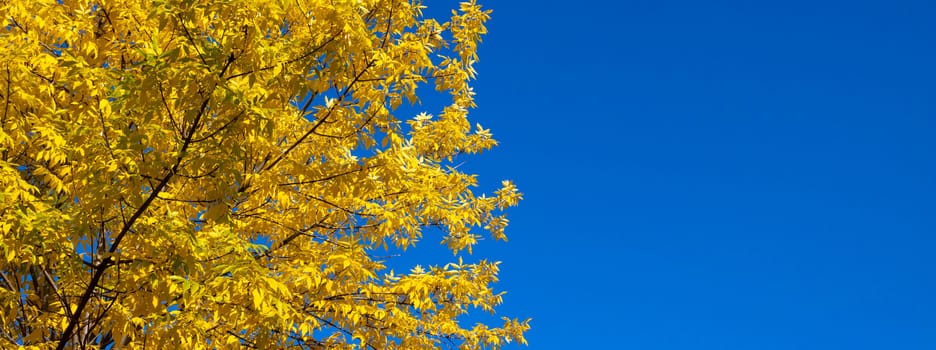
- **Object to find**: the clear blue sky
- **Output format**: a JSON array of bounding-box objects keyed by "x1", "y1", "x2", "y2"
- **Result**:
[{"x1": 405, "y1": 1, "x2": 936, "y2": 348}]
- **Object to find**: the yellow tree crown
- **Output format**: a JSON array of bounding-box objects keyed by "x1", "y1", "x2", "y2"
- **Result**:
[{"x1": 0, "y1": 0, "x2": 528, "y2": 348}]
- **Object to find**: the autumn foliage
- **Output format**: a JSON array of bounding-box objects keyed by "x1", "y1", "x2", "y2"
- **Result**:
[{"x1": 0, "y1": 0, "x2": 528, "y2": 348}]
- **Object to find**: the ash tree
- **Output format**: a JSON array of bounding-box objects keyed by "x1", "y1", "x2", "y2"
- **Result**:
[{"x1": 0, "y1": 0, "x2": 528, "y2": 348}]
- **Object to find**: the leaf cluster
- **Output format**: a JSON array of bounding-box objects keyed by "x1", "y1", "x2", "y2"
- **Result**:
[{"x1": 0, "y1": 0, "x2": 527, "y2": 348}]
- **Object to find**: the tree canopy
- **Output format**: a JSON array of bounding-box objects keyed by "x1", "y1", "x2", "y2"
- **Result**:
[{"x1": 0, "y1": 0, "x2": 528, "y2": 348}]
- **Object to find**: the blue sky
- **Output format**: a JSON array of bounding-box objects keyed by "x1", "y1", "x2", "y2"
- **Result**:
[{"x1": 403, "y1": 0, "x2": 936, "y2": 349}]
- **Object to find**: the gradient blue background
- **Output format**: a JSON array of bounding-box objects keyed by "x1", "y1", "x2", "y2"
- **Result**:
[{"x1": 400, "y1": 1, "x2": 936, "y2": 349}]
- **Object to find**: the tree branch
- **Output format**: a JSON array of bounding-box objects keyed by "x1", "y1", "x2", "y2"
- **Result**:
[
  {"x1": 55, "y1": 94, "x2": 211, "y2": 350},
  {"x1": 263, "y1": 61, "x2": 373, "y2": 172}
]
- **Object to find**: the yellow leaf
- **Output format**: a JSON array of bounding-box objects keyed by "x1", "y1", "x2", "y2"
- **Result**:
[{"x1": 251, "y1": 288, "x2": 263, "y2": 310}]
